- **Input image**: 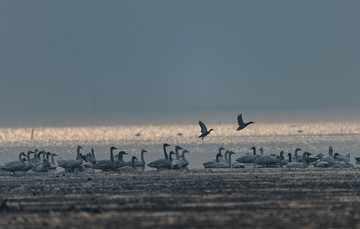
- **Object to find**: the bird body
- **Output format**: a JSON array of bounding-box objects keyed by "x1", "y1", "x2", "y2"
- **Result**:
[
  {"x1": 198, "y1": 121, "x2": 213, "y2": 139},
  {"x1": 57, "y1": 145, "x2": 83, "y2": 172},
  {"x1": 1, "y1": 152, "x2": 26, "y2": 173},
  {"x1": 236, "y1": 114, "x2": 254, "y2": 131},
  {"x1": 148, "y1": 143, "x2": 171, "y2": 170}
]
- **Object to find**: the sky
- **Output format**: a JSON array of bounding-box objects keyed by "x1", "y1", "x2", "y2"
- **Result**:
[{"x1": 1, "y1": 1, "x2": 360, "y2": 118}]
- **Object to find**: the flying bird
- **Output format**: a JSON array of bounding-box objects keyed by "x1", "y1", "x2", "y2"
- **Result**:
[
  {"x1": 236, "y1": 114, "x2": 254, "y2": 131},
  {"x1": 198, "y1": 121, "x2": 213, "y2": 139}
]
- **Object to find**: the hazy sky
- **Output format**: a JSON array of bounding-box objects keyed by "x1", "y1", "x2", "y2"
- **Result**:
[{"x1": 1, "y1": 1, "x2": 360, "y2": 117}]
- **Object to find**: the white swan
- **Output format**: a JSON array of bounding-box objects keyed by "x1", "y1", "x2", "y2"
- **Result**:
[
  {"x1": 254, "y1": 152, "x2": 282, "y2": 167},
  {"x1": 93, "y1": 146, "x2": 118, "y2": 171},
  {"x1": 125, "y1": 149, "x2": 148, "y2": 171},
  {"x1": 321, "y1": 147, "x2": 335, "y2": 166},
  {"x1": 148, "y1": 143, "x2": 171, "y2": 170},
  {"x1": 203, "y1": 152, "x2": 222, "y2": 168},
  {"x1": 205, "y1": 151, "x2": 235, "y2": 168},
  {"x1": 169, "y1": 151, "x2": 182, "y2": 169},
  {"x1": 286, "y1": 152, "x2": 311, "y2": 168},
  {"x1": 180, "y1": 149, "x2": 190, "y2": 168},
  {"x1": 236, "y1": 146, "x2": 260, "y2": 163},
  {"x1": 334, "y1": 153, "x2": 350, "y2": 164},
  {"x1": 57, "y1": 145, "x2": 83, "y2": 172},
  {"x1": 1, "y1": 152, "x2": 26, "y2": 173},
  {"x1": 117, "y1": 156, "x2": 138, "y2": 172}
]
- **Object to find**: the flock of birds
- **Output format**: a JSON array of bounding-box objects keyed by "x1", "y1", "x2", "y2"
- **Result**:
[{"x1": 0, "y1": 114, "x2": 357, "y2": 174}]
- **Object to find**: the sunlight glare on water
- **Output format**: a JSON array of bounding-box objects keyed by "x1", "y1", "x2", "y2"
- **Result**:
[{"x1": 1, "y1": 110, "x2": 360, "y2": 169}]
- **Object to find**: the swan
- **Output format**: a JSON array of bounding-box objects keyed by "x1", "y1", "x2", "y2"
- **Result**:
[
  {"x1": 203, "y1": 152, "x2": 223, "y2": 168},
  {"x1": 334, "y1": 153, "x2": 350, "y2": 164},
  {"x1": 236, "y1": 114, "x2": 254, "y2": 131},
  {"x1": 254, "y1": 152, "x2": 281, "y2": 167},
  {"x1": 180, "y1": 149, "x2": 190, "y2": 168},
  {"x1": 46, "y1": 152, "x2": 57, "y2": 170},
  {"x1": 198, "y1": 121, "x2": 214, "y2": 139},
  {"x1": 34, "y1": 158, "x2": 51, "y2": 172},
  {"x1": 57, "y1": 145, "x2": 83, "y2": 172},
  {"x1": 117, "y1": 156, "x2": 138, "y2": 172},
  {"x1": 113, "y1": 151, "x2": 128, "y2": 169},
  {"x1": 148, "y1": 143, "x2": 171, "y2": 170},
  {"x1": 236, "y1": 146, "x2": 260, "y2": 163},
  {"x1": 321, "y1": 147, "x2": 336, "y2": 166},
  {"x1": 204, "y1": 151, "x2": 235, "y2": 168},
  {"x1": 232, "y1": 151, "x2": 245, "y2": 168},
  {"x1": 125, "y1": 149, "x2": 148, "y2": 170},
  {"x1": 293, "y1": 148, "x2": 303, "y2": 162},
  {"x1": 286, "y1": 152, "x2": 311, "y2": 168},
  {"x1": 169, "y1": 151, "x2": 182, "y2": 169},
  {"x1": 93, "y1": 146, "x2": 118, "y2": 171},
  {"x1": 1, "y1": 152, "x2": 26, "y2": 173}
]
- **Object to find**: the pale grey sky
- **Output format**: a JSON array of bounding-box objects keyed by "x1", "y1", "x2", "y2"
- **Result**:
[{"x1": 1, "y1": 1, "x2": 360, "y2": 117}]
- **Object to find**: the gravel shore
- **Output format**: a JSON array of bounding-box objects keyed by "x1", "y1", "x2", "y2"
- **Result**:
[{"x1": 1, "y1": 168, "x2": 360, "y2": 228}]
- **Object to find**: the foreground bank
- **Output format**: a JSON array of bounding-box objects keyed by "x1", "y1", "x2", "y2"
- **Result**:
[{"x1": 1, "y1": 168, "x2": 360, "y2": 228}]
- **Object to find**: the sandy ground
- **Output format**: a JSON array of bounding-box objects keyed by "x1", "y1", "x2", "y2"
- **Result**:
[{"x1": 1, "y1": 168, "x2": 360, "y2": 228}]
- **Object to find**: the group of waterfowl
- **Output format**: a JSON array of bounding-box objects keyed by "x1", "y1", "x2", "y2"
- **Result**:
[
  {"x1": 204, "y1": 146, "x2": 355, "y2": 169},
  {"x1": 0, "y1": 144, "x2": 357, "y2": 174},
  {"x1": 0, "y1": 143, "x2": 191, "y2": 174}
]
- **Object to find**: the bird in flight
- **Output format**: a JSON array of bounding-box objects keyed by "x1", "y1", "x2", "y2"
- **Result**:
[
  {"x1": 198, "y1": 121, "x2": 213, "y2": 140},
  {"x1": 236, "y1": 114, "x2": 254, "y2": 131}
]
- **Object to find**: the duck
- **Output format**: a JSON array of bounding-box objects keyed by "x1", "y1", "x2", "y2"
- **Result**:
[
  {"x1": 236, "y1": 114, "x2": 254, "y2": 131},
  {"x1": 198, "y1": 121, "x2": 214, "y2": 140},
  {"x1": 148, "y1": 143, "x2": 171, "y2": 170}
]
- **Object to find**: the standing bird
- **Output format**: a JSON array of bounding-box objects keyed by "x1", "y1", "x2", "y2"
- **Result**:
[
  {"x1": 236, "y1": 114, "x2": 254, "y2": 131},
  {"x1": 198, "y1": 121, "x2": 214, "y2": 140}
]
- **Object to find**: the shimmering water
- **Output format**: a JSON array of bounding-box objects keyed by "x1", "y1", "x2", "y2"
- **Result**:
[{"x1": 1, "y1": 109, "x2": 360, "y2": 169}]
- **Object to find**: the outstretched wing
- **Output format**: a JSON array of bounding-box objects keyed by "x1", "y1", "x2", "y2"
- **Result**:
[
  {"x1": 199, "y1": 121, "x2": 208, "y2": 133},
  {"x1": 237, "y1": 114, "x2": 244, "y2": 125}
]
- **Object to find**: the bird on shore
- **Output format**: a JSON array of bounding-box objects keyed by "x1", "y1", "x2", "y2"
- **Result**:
[
  {"x1": 1, "y1": 152, "x2": 27, "y2": 174},
  {"x1": 148, "y1": 143, "x2": 171, "y2": 170},
  {"x1": 57, "y1": 145, "x2": 83, "y2": 172},
  {"x1": 236, "y1": 114, "x2": 254, "y2": 131},
  {"x1": 198, "y1": 121, "x2": 213, "y2": 140}
]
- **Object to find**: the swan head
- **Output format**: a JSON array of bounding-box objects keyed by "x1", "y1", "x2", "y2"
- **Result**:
[
  {"x1": 183, "y1": 150, "x2": 189, "y2": 154},
  {"x1": 141, "y1": 149, "x2": 147, "y2": 153},
  {"x1": 303, "y1": 151, "x2": 312, "y2": 157},
  {"x1": 164, "y1": 143, "x2": 170, "y2": 148},
  {"x1": 175, "y1": 145, "x2": 183, "y2": 151},
  {"x1": 77, "y1": 145, "x2": 82, "y2": 150},
  {"x1": 334, "y1": 153, "x2": 340, "y2": 158},
  {"x1": 118, "y1": 151, "x2": 127, "y2": 155},
  {"x1": 110, "y1": 146, "x2": 118, "y2": 151},
  {"x1": 295, "y1": 148, "x2": 302, "y2": 152},
  {"x1": 52, "y1": 153, "x2": 58, "y2": 156}
]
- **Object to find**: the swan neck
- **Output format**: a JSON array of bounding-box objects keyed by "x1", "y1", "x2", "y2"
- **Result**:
[
  {"x1": 163, "y1": 145, "x2": 169, "y2": 160},
  {"x1": 141, "y1": 151, "x2": 145, "y2": 163}
]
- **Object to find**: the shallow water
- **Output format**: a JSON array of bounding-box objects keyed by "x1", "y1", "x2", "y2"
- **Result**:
[{"x1": 1, "y1": 109, "x2": 360, "y2": 169}]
